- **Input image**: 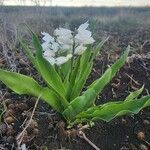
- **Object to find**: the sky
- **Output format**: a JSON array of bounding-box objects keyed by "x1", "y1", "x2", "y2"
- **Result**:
[{"x1": 2, "y1": 0, "x2": 150, "y2": 7}]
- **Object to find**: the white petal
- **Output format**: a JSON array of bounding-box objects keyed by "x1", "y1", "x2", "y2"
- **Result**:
[
  {"x1": 44, "y1": 56, "x2": 55, "y2": 65},
  {"x1": 78, "y1": 21, "x2": 89, "y2": 31},
  {"x1": 75, "y1": 27, "x2": 95, "y2": 45},
  {"x1": 55, "y1": 57, "x2": 68, "y2": 65},
  {"x1": 54, "y1": 28, "x2": 72, "y2": 36},
  {"x1": 74, "y1": 45, "x2": 87, "y2": 55},
  {"x1": 43, "y1": 50, "x2": 55, "y2": 57},
  {"x1": 66, "y1": 54, "x2": 72, "y2": 59},
  {"x1": 42, "y1": 41, "x2": 59, "y2": 52},
  {"x1": 61, "y1": 44, "x2": 72, "y2": 50},
  {"x1": 79, "y1": 30, "x2": 91, "y2": 37},
  {"x1": 57, "y1": 36, "x2": 73, "y2": 45},
  {"x1": 41, "y1": 32, "x2": 55, "y2": 43},
  {"x1": 75, "y1": 36, "x2": 94, "y2": 45},
  {"x1": 55, "y1": 54, "x2": 72, "y2": 65},
  {"x1": 21, "y1": 144, "x2": 27, "y2": 150},
  {"x1": 51, "y1": 42, "x2": 60, "y2": 52},
  {"x1": 85, "y1": 37, "x2": 95, "y2": 44},
  {"x1": 41, "y1": 42, "x2": 50, "y2": 51}
]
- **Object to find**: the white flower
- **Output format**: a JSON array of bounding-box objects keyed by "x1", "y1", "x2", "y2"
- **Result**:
[
  {"x1": 74, "y1": 45, "x2": 87, "y2": 55},
  {"x1": 45, "y1": 56, "x2": 56, "y2": 65},
  {"x1": 43, "y1": 50, "x2": 55, "y2": 58},
  {"x1": 78, "y1": 21, "x2": 89, "y2": 31},
  {"x1": 41, "y1": 21, "x2": 95, "y2": 65},
  {"x1": 75, "y1": 22, "x2": 95, "y2": 45},
  {"x1": 43, "y1": 47, "x2": 72, "y2": 66},
  {"x1": 55, "y1": 54, "x2": 72, "y2": 66},
  {"x1": 41, "y1": 42, "x2": 50, "y2": 51},
  {"x1": 42, "y1": 41, "x2": 59, "y2": 52},
  {"x1": 41, "y1": 32, "x2": 55, "y2": 43},
  {"x1": 43, "y1": 50, "x2": 55, "y2": 65},
  {"x1": 54, "y1": 27, "x2": 73, "y2": 51},
  {"x1": 41, "y1": 32, "x2": 60, "y2": 52},
  {"x1": 57, "y1": 36, "x2": 73, "y2": 45},
  {"x1": 50, "y1": 42, "x2": 60, "y2": 52},
  {"x1": 54, "y1": 28, "x2": 72, "y2": 37}
]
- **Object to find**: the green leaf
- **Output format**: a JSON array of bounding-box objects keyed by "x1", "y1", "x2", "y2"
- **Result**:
[
  {"x1": 68, "y1": 48, "x2": 93, "y2": 101},
  {"x1": 63, "y1": 89, "x2": 97, "y2": 120},
  {"x1": 125, "y1": 85, "x2": 144, "y2": 101},
  {"x1": 92, "y1": 37, "x2": 109, "y2": 59},
  {"x1": 70, "y1": 62, "x2": 93, "y2": 100},
  {"x1": 0, "y1": 69, "x2": 63, "y2": 112},
  {"x1": 20, "y1": 40, "x2": 37, "y2": 68},
  {"x1": 63, "y1": 46, "x2": 130, "y2": 120},
  {"x1": 73, "y1": 96, "x2": 150, "y2": 124},
  {"x1": 65, "y1": 57, "x2": 81, "y2": 101},
  {"x1": 30, "y1": 30, "x2": 69, "y2": 108},
  {"x1": 61, "y1": 59, "x2": 72, "y2": 82},
  {"x1": 89, "y1": 46, "x2": 130, "y2": 94}
]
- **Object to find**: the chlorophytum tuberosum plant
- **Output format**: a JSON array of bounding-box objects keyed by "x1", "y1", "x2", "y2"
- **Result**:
[{"x1": 0, "y1": 22, "x2": 150, "y2": 127}]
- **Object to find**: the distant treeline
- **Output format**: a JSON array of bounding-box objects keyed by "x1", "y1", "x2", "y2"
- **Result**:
[{"x1": 0, "y1": 6, "x2": 150, "y2": 16}]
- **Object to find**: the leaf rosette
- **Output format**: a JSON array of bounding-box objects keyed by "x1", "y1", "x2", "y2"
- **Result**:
[{"x1": 0, "y1": 22, "x2": 149, "y2": 126}]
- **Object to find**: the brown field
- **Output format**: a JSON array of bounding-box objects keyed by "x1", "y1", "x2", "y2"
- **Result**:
[{"x1": 0, "y1": 6, "x2": 150, "y2": 150}]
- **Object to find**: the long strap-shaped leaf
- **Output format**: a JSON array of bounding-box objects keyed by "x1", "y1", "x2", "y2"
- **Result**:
[
  {"x1": 73, "y1": 96, "x2": 150, "y2": 124},
  {"x1": 70, "y1": 62, "x2": 93, "y2": 101},
  {"x1": 125, "y1": 85, "x2": 144, "y2": 101},
  {"x1": 89, "y1": 46, "x2": 130, "y2": 94},
  {"x1": 63, "y1": 47, "x2": 130, "y2": 120},
  {"x1": 19, "y1": 40, "x2": 36, "y2": 66},
  {"x1": 69, "y1": 39, "x2": 109, "y2": 101},
  {"x1": 0, "y1": 69, "x2": 62, "y2": 112},
  {"x1": 92, "y1": 37, "x2": 109, "y2": 60},
  {"x1": 68, "y1": 48, "x2": 93, "y2": 101},
  {"x1": 30, "y1": 30, "x2": 69, "y2": 108}
]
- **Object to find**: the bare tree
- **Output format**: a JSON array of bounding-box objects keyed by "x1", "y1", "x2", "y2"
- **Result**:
[
  {"x1": 31, "y1": 0, "x2": 40, "y2": 6},
  {"x1": 18, "y1": 0, "x2": 26, "y2": 6},
  {"x1": 0, "y1": 0, "x2": 4, "y2": 5}
]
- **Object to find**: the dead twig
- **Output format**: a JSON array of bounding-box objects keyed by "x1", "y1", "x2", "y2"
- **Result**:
[
  {"x1": 16, "y1": 95, "x2": 40, "y2": 148},
  {"x1": 78, "y1": 130, "x2": 101, "y2": 150}
]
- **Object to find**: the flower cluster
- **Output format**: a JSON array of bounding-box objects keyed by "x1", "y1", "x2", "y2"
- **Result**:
[{"x1": 41, "y1": 22, "x2": 95, "y2": 66}]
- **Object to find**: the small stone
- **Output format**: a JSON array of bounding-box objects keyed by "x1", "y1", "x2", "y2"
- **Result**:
[
  {"x1": 18, "y1": 103, "x2": 28, "y2": 111},
  {"x1": 33, "y1": 128, "x2": 39, "y2": 135},
  {"x1": 137, "y1": 132, "x2": 145, "y2": 140},
  {"x1": 15, "y1": 53, "x2": 21, "y2": 59},
  {"x1": 14, "y1": 103, "x2": 19, "y2": 111},
  {"x1": 143, "y1": 120, "x2": 150, "y2": 126},
  {"x1": 5, "y1": 99, "x2": 12, "y2": 106},
  {"x1": 26, "y1": 119, "x2": 38, "y2": 131},
  {"x1": 22, "y1": 134, "x2": 31, "y2": 143},
  {"x1": 24, "y1": 67, "x2": 30, "y2": 73},
  {"x1": 48, "y1": 123, "x2": 54, "y2": 130},
  {"x1": 139, "y1": 144, "x2": 148, "y2": 150},
  {"x1": 5, "y1": 116, "x2": 15, "y2": 124},
  {"x1": 130, "y1": 144, "x2": 137, "y2": 150},
  {"x1": 121, "y1": 118, "x2": 127, "y2": 125},
  {"x1": 19, "y1": 59, "x2": 26, "y2": 65},
  {"x1": 8, "y1": 104, "x2": 15, "y2": 110},
  {"x1": 7, "y1": 109, "x2": 15, "y2": 115}
]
